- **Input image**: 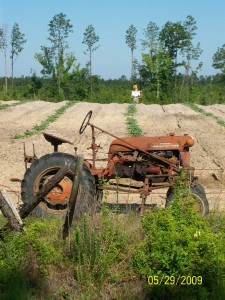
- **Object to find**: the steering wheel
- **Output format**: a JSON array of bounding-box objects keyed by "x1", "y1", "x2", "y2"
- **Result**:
[{"x1": 79, "y1": 110, "x2": 92, "y2": 134}]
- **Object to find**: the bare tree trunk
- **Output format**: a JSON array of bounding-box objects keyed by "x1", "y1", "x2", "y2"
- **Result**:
[
  {"x1": 11, "y1": 55, "x2": 14, "y2": 90},
  {"x1": 58, "y1": 35, "x2": 61, "y2": 97},
  {"x1": 90, "y1": 50, "x2": 93, "y2": 99},
  {"x1": 174, "y1": 53, "x2": 177, "y2": 102},
  {"x1": 3, "y1": 25, "x2": 8, "y2": 95},
  {"x1": 179, "y1": 76, "x2": 185, "y2": 100},
  {"x1": 157, "y1": 79, "x2": 160, "y2": 99},
  {"x1": 186, "y1": 59, "x2": 190, "y2": 103},
  {"x1": 131, "y1": 49, "x2": 134, "y2": 83},
  {"x1": 4, "y1": 48, "x2": 7, "y2": 94}
]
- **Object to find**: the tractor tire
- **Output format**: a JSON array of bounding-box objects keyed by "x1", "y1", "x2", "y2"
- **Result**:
[
  {"x1": 165, "y1": 182, "x2": 209, "y2": 216},
  {"x1": 21, "y1": 152, "x2": 96, "y2": 217}
]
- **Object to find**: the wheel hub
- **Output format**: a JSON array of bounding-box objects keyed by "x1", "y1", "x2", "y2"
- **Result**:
[{"x1": 44, "y1": 176, "x2": 73, "y2": 206}]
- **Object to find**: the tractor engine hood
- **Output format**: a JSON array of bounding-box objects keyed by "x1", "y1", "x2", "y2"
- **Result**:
[{"x1": 108, "y1": 135, "x2": 194, "y2": 153}]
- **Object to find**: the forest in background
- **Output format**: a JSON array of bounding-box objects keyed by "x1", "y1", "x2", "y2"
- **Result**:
[
  {"x1": 0, "y1": 74, "x2": 225, "y2": 105},
  {"x1": 1, "y1": 13, "x2": 225, "y2": 104}
]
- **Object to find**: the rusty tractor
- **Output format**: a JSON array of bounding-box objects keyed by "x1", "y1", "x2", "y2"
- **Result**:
[{"x1": 21, "y1": 110, "x2": 209, "y2": 216}]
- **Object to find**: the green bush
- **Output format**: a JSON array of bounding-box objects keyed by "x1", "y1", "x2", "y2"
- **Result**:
[
  {"x1": 0, "y1": 231, "x2": 26, "y2": 283},
  {"x1": 133, "y1": 178, "x2": 225, "y2": 299},
  {"x1": 0, "y1": 217, "x2": 63, "y2": 283}
]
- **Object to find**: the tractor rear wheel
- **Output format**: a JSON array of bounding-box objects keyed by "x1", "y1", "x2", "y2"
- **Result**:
[
  {"x1": 21, "y1": 152, "x2": 96, "y2": 217},
  {"x1": 166, "y1": 182, "x2": 209, "y2": 216}
]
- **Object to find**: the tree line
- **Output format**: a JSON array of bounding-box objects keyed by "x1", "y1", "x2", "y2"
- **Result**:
[
  {"x1": 126, "y1": 16, "x2": 224, "y2": 103},
  {"x1": 0, "y1": 13, "x2": 225, "y2": 104}
]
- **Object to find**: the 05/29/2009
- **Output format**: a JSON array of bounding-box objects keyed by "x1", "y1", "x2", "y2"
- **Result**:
[{"x1": 147, "y1": 275, "x2": 202, "y2": 286}]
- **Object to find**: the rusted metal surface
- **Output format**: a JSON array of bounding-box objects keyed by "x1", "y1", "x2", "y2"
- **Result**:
[
  {"x1": 109, "y1": 135, "x2": 194, "y2": 153},
  {"x1": 24, "y1": 143, "x2": 37, "y2": 169},
  {"x1": 21, "y1": 110, "x2": 197, "y2": 214},
  {"x1": 78, "y1": 111, "x2": 196, "y2": 213},
  {"x1": 44, "y1": 176, "x2": 72, "y2": 205},
  {"x1": 88, "y1": 123, "x2": 190, "y2": 173},
  {"x1": 20, "y1": 166, "x2": 70, "y2": 218},
  {"x1": 43, "y1": 132, "x2": 73, "y2": 152},
  {"x1": 32, "y1": 166, "x2": 78, "y2": 215}
]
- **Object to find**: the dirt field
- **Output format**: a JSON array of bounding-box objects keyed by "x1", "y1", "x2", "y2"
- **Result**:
[{"x1": 0, "y1": 100, "x2": 225, "y2": 211}]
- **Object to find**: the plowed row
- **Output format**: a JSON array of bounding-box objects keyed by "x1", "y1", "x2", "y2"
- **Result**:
[{"x1": 0, "y1": 101, "x2": 224, "y2": 210}]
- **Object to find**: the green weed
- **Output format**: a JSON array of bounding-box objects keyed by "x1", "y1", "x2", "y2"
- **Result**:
[
  {"x1": 0, "y1": 100, "x2": 30, "y2": 110},
  {"x1": 0, "y1": 276, "x2": 35, "y2": 300},
  {"x1": 124, "y1": 104, "x2": 143, "y2": 136},
  {"x1": 125, "y1": 103, "x2": 137, "y2": 116},
  {"x1": 64, "y1": 202, "x2": 143, "y2": 299},
  {"x1": 126, "y1": 117, "x2": 143, "y2": 136}
]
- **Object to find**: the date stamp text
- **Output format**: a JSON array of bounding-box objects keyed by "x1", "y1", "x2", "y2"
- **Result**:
[{"x1": 147, "y1": 275, "x2": 202, "y2": 286}]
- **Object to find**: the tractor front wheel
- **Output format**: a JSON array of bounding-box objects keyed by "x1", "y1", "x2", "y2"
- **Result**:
[
  {"x1": 21, "y1": 152, "x2": 96, "y2": 217},
  {"x1": 166, "y1": 182, "x2": 209, "y2": 216}
]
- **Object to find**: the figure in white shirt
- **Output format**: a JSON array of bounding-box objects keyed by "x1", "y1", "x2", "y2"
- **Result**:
[{"x1": 131, "y1": 84, "x2": 141, "y2": 104}]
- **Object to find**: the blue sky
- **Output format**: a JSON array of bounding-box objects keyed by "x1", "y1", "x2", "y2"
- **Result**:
[{"x1": 1, "y1": 0, "x2": 225, "y2": 79}]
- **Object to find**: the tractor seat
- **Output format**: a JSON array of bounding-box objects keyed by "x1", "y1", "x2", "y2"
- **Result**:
[{"x1": 43, "y1": 132, "x2": 73, "y2": 152}]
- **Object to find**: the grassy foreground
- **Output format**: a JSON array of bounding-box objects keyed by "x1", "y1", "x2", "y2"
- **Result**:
[{"x1": 0, "y1": 179, "x2": 225, "y2": 300}]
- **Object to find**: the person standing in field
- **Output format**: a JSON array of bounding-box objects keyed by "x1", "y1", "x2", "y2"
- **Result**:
[{"x1": 131, "y1": 84, "x2": 141, "y2": 103}]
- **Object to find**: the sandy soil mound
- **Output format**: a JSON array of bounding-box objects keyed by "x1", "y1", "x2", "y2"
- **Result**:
[
  {"x1": 0, "y1": 100, "x2": 66, "y2": 139},
  {"x1": 198, "y1": 104, "x2": 225, "y2": 122}
]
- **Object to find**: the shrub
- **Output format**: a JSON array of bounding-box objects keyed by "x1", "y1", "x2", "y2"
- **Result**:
[
  {"x1": 133, "y1": 176, "x2": 225, "y2": 299},
  {"x1": 0, "y1": 217, "x2": 63, "y2": 283}
]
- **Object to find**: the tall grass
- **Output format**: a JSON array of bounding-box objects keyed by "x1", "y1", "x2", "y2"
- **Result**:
[
  {"x1": 0, "y1": 177, "x2": 224, "y2": 299},
  {"x1": 0, "y1": 209, "x2": 144, "y2": 299}
]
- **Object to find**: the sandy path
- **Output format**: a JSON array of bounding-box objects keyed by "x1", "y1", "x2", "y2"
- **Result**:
[{"x1": 0, "y1": 100, "x2": 19, "y2": 105}]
